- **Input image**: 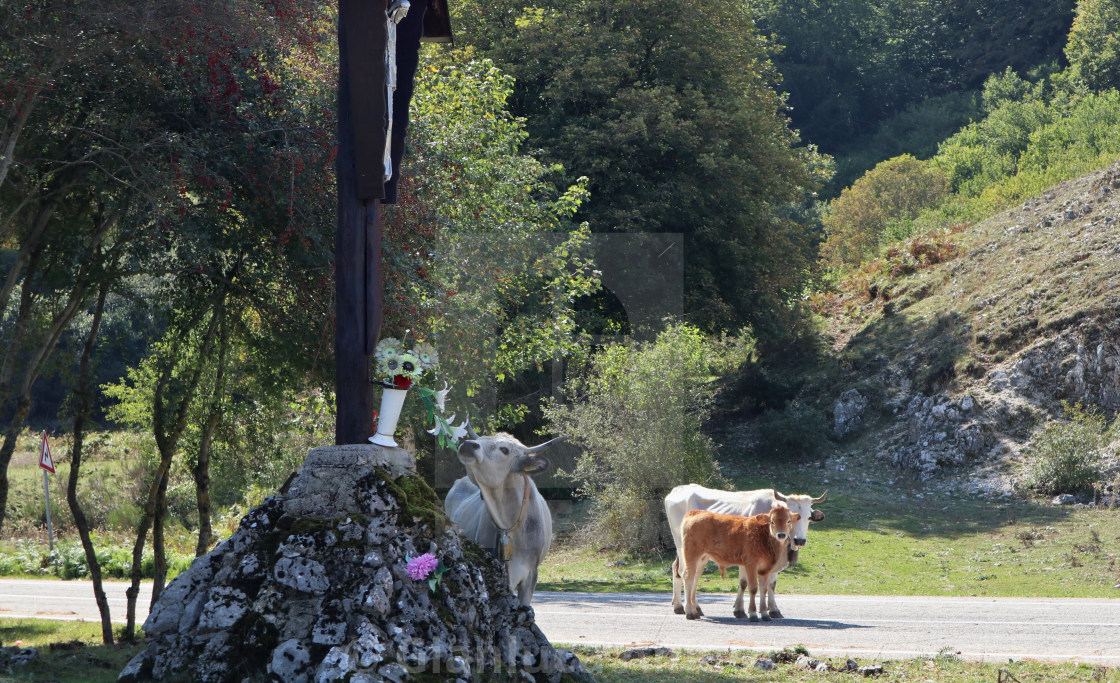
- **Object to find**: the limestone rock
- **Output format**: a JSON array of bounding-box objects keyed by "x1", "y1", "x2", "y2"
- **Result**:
[
  {"x1": 833, "y1": 389, "x2": 869, "y2": 439},
  {"x1": 119, "y1": 444, "x2": 593, "y2": 683}
]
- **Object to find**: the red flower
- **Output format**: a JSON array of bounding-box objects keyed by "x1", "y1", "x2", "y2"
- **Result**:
[{"x1": 393, "y1": 375, "x2": 412, "y2": 389}]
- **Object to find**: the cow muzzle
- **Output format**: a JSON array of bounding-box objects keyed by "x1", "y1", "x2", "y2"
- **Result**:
[
  {"x1": 457, "y1": 440, "x2": 481, "y2": 463},
  {"x1": 793, "y1": 537, "x2": 807, "y2": 548}
]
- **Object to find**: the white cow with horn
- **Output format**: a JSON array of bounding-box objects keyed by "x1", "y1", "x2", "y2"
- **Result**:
[
  {"x1": 444, "y1": 422, "x2": 563, "y2": 606},
  {"x1": 664, "y1": 484, "x2": 827, "y2": 618}
]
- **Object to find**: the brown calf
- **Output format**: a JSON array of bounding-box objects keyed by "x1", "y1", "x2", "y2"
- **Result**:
[{"x1": 681, "y1": 505, "x2": 799, "y2": 621}]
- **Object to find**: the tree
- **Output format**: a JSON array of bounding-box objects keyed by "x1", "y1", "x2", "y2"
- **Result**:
[
  {"x1": 543, "y1": 325, "x2": 725, "y2": 551},
  {"x1": 2, "y1": 0, "x2": 337, "y2": 636},
  {"x1": 381, "y1": 55, "x2": 601, "y2": 429},
  {"x1": 1066, "y1": 0, "x2": 1120, "y2": 93},
  {"x1": 451, "y1": 0, "x2": 826, "y2": 339},
  {"x1": 819, "y1": 155, "x2": 950, "y2": 270},
  {"x1": 747, "y1": 0, "x2": 1076, "y2": 157}
]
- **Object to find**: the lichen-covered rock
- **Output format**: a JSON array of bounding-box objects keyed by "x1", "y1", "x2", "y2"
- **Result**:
[
  {"x1": 833, "y1": 388, "x2": 869, "y2": 438},
  {"x1": 888, "y1": 392, "x2": 993, "y2": 478},
  {"x1": 119, "y1": 444, "x2": 593, "y2": 683}
]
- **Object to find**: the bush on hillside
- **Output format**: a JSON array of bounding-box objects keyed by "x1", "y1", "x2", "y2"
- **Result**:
[
  {"x1": 1023, "y1": 402, "x2": 1117, "y2": 496},
  {"x1": 819, "y1": 155, "x2": 950, "y2": 271},
  {"x1": 544, "y1": 325, "x2": 725, "y2": 551}
]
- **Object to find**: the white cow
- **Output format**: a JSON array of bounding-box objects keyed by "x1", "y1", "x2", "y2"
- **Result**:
[
  {"x1": 664, "y1": 484, "x2": 826, "y2": 617},
  {"x1": 444, "y1": 429, "x2": 563, "y2": 606}
]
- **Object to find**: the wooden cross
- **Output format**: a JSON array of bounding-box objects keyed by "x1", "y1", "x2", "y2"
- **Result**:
[{"x1": 334, "y1": 0, "x2": 451, "y2": 444}]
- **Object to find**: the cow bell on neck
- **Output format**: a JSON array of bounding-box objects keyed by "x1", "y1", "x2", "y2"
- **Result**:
[{"x1": 497, "y1": 531, "x2": 513, "y2": 561}]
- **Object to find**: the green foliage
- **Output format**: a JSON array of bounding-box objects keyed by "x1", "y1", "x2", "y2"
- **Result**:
[
  {"x1": 544, "y1": 325, "x2": 726, "y2": 551},
  {"x1": 832, "y1": 91, "x2": 984, "y2": 193},
  {"x1": 452, "y1": 0, "x2": 827, "y2": 337},
  {"x1": 0, "y1": 537, "x2": 191, "y2": 580},
  {"x1": 1066, "y1": 0, "x2": 1120, "y2": 93},
  {"x1": 1023, "y1": 402, "x2": 1117, "y2": 496},
  {"x1": 819, "y1": 155, "x2": 950, "y2": 270},
  {"x1": 390, "y1": 55, "x2": 602, "y2": 428},
  {"x1": 750, "y1": 0, "x2": 1076, "y2": 156}
]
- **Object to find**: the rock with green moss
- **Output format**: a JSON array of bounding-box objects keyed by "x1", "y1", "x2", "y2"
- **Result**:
[{"x1": 119, "y1": 444, "x2": 592, "y2": 683}]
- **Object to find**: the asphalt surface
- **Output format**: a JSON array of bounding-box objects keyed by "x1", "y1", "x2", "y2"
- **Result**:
[
  {"x1": 532, "y1": 591, "x2": 1120, "y2": 664},
  {"x1": 3, "y1": 579, "x2": 1119, "y2": 664}
]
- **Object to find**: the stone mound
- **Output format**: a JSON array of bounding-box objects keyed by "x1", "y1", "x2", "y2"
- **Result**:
[{"x1": 119, "y1": 444, "x2": 593, "y2": 682}]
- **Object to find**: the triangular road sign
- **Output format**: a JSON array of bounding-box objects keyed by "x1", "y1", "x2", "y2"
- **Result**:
[{"x1": 39, "y1": 432, "x2": 55, "y2": 474}]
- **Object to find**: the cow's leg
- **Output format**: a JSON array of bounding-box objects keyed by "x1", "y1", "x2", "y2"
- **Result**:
[
  {"x1": 733, "y1": 565, "x2": 748, "y2": 619},
  {"x1": 746, "y1": 569, "x2": 760, "y2": 622},
  {"x1": 767, "y1": 573, "x2": 783, "y2": 619},
  {"x1": 671, "y1": 556, "x2": 685, "y2": 614},
  {"x1": 683, "y1": 557, "x2": 704, "y2": 619},
  {"x1": 515, "y1": 565, "x2": 539, "y2": 607},
  {"x1": 758, "y1": 571, "x2": 773, "y2": 621},
  {"x1": 508, "y1": 557, "x2": 533, "y2": 607}
]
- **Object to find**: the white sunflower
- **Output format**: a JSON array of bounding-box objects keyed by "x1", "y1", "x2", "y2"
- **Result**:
[
  {"x1": 414, "y1": 341, "x2": 440, "y2": 370},
  {"x1": 398, "y1": 353, "x2": 423, "y2": 378}
]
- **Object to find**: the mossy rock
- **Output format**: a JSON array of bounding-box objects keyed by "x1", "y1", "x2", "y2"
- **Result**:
[{"x1": 371, "y1": 468, "x2": 451, "y2": 535}]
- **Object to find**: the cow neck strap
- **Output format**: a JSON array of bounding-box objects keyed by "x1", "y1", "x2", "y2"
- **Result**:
[{"x1": 482, "y1": 473, "x2": 532, "y2": 534}]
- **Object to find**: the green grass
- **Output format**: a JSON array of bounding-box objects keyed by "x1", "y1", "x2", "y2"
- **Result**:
[
  {"x1": 0, "y1": 619, "x2": 143, "y2": 683},
  {"x1": 569, "y1": 646, "x2": 1120, "y2": 682},
  {"x1": 539, "y1": 456, "x2": 1120, "y2": 597}
]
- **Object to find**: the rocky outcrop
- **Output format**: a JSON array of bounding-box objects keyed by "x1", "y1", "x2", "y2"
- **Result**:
[
  {"x1": 888, "y1": 392, "x2": 992, "y2": 477},
  {"x1": 119, "y1": 444, "x2": 592, "y2": 683},
  {"x1": 846, "y1": 318, "x2": 1120, "y2": 479},
  {"x1": 832, "y1": 389, "x2": 869, "y2": 439}
]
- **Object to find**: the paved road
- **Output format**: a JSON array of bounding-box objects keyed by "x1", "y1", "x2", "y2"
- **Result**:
[
  {"x1": 4, "y1": 580, "x2": 1119, "y2": 664},
  {"x1": 0, "y1": 578, "x2": 152, "y2": 623},
  {"x1": 531, "y1": 591, "x2": 1120, "y2": 665}
]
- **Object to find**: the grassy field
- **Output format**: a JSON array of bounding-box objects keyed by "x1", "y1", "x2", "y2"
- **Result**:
[
  {"x1": 0, "y1": 619, "x2": 142, "y2": 683},
  {"x1": 538, "y1": 454, "x2": 1120, "y2": 598}
]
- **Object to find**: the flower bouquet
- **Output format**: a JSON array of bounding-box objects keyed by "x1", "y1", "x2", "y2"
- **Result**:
[{"x1": 370, "y1": 336, "x2": 466, "y2": 449}]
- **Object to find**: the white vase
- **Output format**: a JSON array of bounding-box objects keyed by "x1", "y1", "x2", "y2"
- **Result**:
[{"x1": 370, "y1": 387, "x2": 408, "y2": 447}]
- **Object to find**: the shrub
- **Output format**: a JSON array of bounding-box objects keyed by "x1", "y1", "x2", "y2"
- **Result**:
[
  {"x1": 819, "y1": 155, "x2": 950, "y2": 270},
  {"x1": 544, "y1": 324, "x2": 726, "y2": 551},
  {"x1": 1023, "y1": 402, "x2": 1117, "y2": 495}
]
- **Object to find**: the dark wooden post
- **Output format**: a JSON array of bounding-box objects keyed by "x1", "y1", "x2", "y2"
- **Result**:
[
  {"x1": 335, "y1": 0, "x2": 389, "y2": 445},
  {"x1": 334, "y1": 0, "x2": 450, "y2": 444}
]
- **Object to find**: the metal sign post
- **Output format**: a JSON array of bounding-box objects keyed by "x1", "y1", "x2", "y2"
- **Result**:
[{"x1": 39, "y1": 431, "x2": 55, "y2": 551}]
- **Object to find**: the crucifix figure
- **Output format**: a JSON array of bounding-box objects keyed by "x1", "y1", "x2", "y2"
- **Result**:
[{"x1": 335, "y1": 0, "x2": 452, "y2": 445}]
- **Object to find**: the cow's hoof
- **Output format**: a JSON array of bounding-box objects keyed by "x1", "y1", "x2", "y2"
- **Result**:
[
  {"x1": 768, "y1": 610, "x2": 784, "y2": 619},
  {"x1": 761, "y1": 613, "x2": 772, "y2": 622},
  {"x1": 749, "y1": 614, "x2": 760, "y2": 623},
  {"x1": 733, "y1": 609, "x2": 747, "y2": 619},
  {"x1": 686, "y1": 612, "x2": 699, "y2": 620},
  {"x1": 673, "y1": 605, "x2": 685, "y2": 615}
]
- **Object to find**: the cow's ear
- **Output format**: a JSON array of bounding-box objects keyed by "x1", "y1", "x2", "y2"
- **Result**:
[
  {"x1": 516, "y1": 455, "x2": 550, "y2": 476},
  {"x1": 790, "y1": 512, "x2": 801, "y2": 522}
]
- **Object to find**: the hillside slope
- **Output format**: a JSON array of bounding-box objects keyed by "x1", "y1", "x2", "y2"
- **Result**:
[{"x1": 816, "y1": 161, "x2": 1120, "y2": 494}]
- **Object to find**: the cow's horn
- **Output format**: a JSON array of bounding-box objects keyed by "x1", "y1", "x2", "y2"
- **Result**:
[
  {"x1": 812, "y1": 490, "x2": 828, "y2": 503},
  {"x1": 525, "y1": 435, "x2": 566, "y2": 454},
  {"x1": 465, "y1": 415, "x2": 479, "y2": 440},
  {"x1": 773, "y1": 490, "x2": 788, "y2": 503}
]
